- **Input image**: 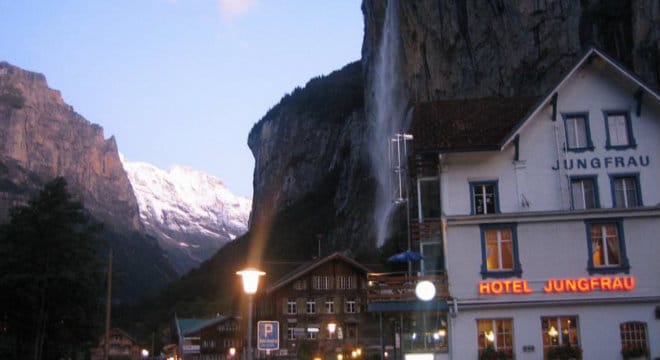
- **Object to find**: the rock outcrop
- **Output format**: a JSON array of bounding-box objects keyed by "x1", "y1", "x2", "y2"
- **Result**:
[
  {"x1": 0, "y1": 62, "x2": 141, "y2": 231},
  {"x1": 362, "y1": 0, "x2": 659, "y2": 103}
]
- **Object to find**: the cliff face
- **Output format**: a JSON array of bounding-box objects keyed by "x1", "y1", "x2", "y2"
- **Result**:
[
  {"x1": 0, "y1": 62, "x2": 141, "y2": 231},
  {"x1": 246, "y1": 0, "x2": 659, "y2": 256},
  {"x1": 362, "y1": 0, "x2": 659, "y2": 103}
]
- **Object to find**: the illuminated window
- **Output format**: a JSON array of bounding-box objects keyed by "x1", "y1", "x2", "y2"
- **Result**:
[
  {"x1": 480, "y1": 224, "x2": 521, "y2": 278},
  {"x1": 586, "y1": 220, "x2": 629, "y2": 274},
  {"x1": 471, "y1": 181, "x2": 498, "y2": 215},
  {"x1": 610, "y1": 174, "x2": 641, "y2": 208},
  {"x1": 604, "y1": 111, "x2": 636, "y2": 149},
  {"x1": 477, "y1": 319, "x2": 513, "y2": 354},
  {"x1": 563, "y1": 113, "x2": 594, "y2": 151},
  {"x1": 337, "y1": 275, "x2": 356, "y2": 289},
  {"x1": 306, "y1": 299, "x2": 316, "y2": 314},
  {"x1": 570, "y1": 176, "x2": 598, "y2": 209},
  {"x1": 325, "y1": 298, "x2": 335, "y2": 314},
  {"x1": 541, "y1": 316, "x2": 580, "y2": 358},
  {"x1": 286, "y1": 299, "x2": 297, "y2": 315},
  {"x1": 620, "y1": 322, "x2": 648, "y2": 356}
]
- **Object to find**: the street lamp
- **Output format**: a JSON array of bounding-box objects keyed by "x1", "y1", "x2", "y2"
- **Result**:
[
  {"x1": 328, "y1": 322, "x2": 337, "y2": 339},
  {"x1": 237, "y1": 268, "x2": 265, "y2": 360}
]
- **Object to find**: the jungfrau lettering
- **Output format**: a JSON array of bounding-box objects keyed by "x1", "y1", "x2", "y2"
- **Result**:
[
  {"x1": 478, "y1": 276, "x2": 635, "y2": 295},
  {"x1": 551, "y1": 155, "x2": 650, "y2": 170}
]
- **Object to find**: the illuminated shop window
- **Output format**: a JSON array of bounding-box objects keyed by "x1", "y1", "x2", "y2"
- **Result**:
[
  {"x1": 477, "y1": 319, "x2": 513, "y2": 356},
  {"x1": 541, "y1": 316, "x2": 580, "y2": 359}
]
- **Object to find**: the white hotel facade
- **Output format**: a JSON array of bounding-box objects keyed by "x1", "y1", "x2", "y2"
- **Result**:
[{"x1": 407, "y1": 48, "x2": 660, "y2": 359}]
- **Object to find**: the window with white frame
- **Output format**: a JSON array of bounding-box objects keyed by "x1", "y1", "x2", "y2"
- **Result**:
[
  {"x1": 586, "y1": 220, "x2": 629, "y2": 274},
  {"x1": 563, "y1": 113, "x2": 593, "y2": 151},
  {"x1": 620, "y1": 321, "x2": 648, "y2": 356},
  {"x1": 345, "y1": 298, "x2": 356, "y2": 314},
  {"x1": 418, "y1": 177, "x2": 440, "y2": 220},
  {"x1": 307, "y1": 329, "x2": 317, "y2": 340},
  {"x1": 325, "y1": 298, "x2": 335, "y2": 314},
  {"x1": 570, "y1": 176, "x2": 598, "y2": 209},
  {"x1": 471, "y1": 181, "x2": 498, "y2": 215},
  {"x1": 287, "y1": 299, "x2": 297, "y2": 315},
  {"x1": 611, "y1": 174, "x2": 641, "y2": 208},
  {"x1": 480, "y1": 224, "x2": 521, "y2": 278},
  {"x1": 541, "y1": 316, "x2": 579, "y2": 358},
  {"x1": 313, "y1": 275, "x2": 332, "y2": 290},
  {"x1": 306, "y1": 299, "x2": 316, "y2": 314},
  {"x1": 336, "y1": 275, "x2": 356, "y2": 290},
  {"x1": 287, "y1": 327, "x2": 295, "y2": 340},
  {"x1": 477, "y1": 319, "x2": 513, "y2": 354},
  {"x1": 604, "y1": 111, "x2": 636, "y2": 149}
]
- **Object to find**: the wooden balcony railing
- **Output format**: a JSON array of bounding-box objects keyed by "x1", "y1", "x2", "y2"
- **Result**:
[{"x1": 366, "y1": 272, "x2": 449, "y2": 302}]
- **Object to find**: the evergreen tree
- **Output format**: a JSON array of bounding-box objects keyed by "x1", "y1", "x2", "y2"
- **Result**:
[{"x1": 0, "y1": 177, "x2": 104, "y2": 360}]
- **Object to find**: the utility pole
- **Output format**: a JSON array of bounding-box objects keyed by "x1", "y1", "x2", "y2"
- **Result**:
[{"x1": 104, "y1": 250, "x2": 112, "y2": 360}]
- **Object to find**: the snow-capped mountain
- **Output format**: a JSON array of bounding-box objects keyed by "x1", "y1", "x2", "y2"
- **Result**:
[{"x1": 121, "y1": 157, "x2": 251, "y2": 274}]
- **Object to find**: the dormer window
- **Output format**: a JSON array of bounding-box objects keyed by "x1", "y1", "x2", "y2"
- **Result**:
[
  {"x1": 604, "y1": 110, "x2": 636, "y2": 149},
  {"x1": 563, "y1": 112, "x2": 594, "y2": 152}
]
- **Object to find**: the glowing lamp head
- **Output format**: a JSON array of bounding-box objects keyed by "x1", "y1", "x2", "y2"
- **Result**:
[
  {"x1": 141, "y1": 349, "x2": 149, "y2": 358},
  {"x1": 236, "y1": 268, "x2": 265, "y2": 294},
  {"x1": 415, "y1": 280, "x2": 436, "y2": 301},
  {"x1": 328, "y1": 322, "x2": 336, "y2": 334},
  {"x1": 229, "y1": 347, "x2": 236, "y2": 357},
  {"x1": 485, "y1": 330, "x2": 495, "y2": 343},
  {"x1": 548, "y1": 326, "x2": 559, "y2": 337}
]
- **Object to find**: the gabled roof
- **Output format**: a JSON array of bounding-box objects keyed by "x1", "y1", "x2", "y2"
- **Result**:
[
  {"x1": 175, "y1": 315, "x2": 238, "y2": 336},
  {"x1": 265, "y1": 252, "x2": 371, "y2": 294},
  {"x1": 411, "y1": 96, "x2": 539, "y2": 153},
  {"x1": 411, "y1": 47, "x2": 660, "y2": 153}
]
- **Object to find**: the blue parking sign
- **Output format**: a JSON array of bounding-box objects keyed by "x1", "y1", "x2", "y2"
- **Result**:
[{"x1": 257, "y1": 321, "x2": 279, "y2": 350}]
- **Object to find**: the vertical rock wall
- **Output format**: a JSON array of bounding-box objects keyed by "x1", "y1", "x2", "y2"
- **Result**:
[{"x1": 0, "y1": 62, "x2": 141, "y2": 231}]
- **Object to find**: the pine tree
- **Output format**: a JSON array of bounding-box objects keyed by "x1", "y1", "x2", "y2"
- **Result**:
[{"x1": 0, "y1": 177, "x2": 104, "y2": 360}]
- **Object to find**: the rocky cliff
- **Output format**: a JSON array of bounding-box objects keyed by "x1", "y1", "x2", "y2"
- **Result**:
[
  {"x1": 362, "y1": 0, "x2": 659, "y2": 103},
  {"x1": 246, "y1": 0, "x2": 659, "y2": 256},
  {"x1": 0, "y1": 61, "x2": 141, "y2": 231}
]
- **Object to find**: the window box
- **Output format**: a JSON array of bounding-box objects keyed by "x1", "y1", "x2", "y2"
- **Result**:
[
  {"x1": 547, "y1": 344, "x2": 582, "y2": 359},
  {"x1": 479, "y1": 346, "x2": 513, "y2": 360}
]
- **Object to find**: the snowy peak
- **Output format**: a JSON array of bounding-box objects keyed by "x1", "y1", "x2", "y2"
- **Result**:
[{"x1": 122, "y1": 157, "x2": 251, "y2": 274}]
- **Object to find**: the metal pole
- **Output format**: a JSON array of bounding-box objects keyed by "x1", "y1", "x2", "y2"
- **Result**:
[
  {"x1": 104, "y1": 250, "x2": 112, "y2": 360},
  {"x1": 247, "y1": 295, "x2": 254, "y2": 360}
]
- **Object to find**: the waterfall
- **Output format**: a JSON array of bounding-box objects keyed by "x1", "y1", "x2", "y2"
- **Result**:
[{"x1": 368, "y1": 0, "x2": 408, "y2": 247}]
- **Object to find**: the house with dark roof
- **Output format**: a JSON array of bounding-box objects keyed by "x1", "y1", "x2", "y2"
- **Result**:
[
  {"x1": 174, "y1": 314, "x2": 243, "y2": 360},
  {"x1": 405, "y1": 47, "x2": 660, "y2": 359},
  {"x1": 89, "y1": 328, "x2": 142, "y2": 360},
  {"x1": 255, "y1": 252, "x2": 379, "y2": 360}
]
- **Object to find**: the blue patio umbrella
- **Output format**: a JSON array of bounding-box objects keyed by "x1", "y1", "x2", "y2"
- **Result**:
[{"x1": 387, "y1": 250, "x2": 425, "y2": 263}]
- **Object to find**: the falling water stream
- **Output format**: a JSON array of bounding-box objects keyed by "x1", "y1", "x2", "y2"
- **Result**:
[{"x1": 368, "y1": 0, "x2": 408, "y2": 247}]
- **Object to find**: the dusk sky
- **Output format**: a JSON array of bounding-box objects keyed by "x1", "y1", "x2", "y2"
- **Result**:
[{"x1": 0, "y1": 0, "x2": 364, "y2": 197}]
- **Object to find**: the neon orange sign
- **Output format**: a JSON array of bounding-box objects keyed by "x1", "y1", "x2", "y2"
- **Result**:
[{"x1": 478, "y1": 276, "x2": 636, "y2": 295}]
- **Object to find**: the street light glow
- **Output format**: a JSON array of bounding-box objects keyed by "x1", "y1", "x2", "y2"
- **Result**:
[
  {"x1": 415, "y1": 280, "x2": 436, "y2": 301},
  {"x1": 236, "y1": 268, "x2": 266, "y2": 294}
]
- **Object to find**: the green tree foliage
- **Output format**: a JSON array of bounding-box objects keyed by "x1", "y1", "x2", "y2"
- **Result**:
[{"x1": 0, "y1": 177, "x2": 105, "y2": 359}]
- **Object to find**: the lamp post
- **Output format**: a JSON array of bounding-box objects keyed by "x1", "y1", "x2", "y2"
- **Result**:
[{"x1": 237, "y1": 268, "x2": 265, "y2": 360}]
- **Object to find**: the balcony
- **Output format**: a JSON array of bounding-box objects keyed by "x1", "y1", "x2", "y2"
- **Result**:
[{"x1": 366, "y1": 272, "x2": 449, "y2": 302}]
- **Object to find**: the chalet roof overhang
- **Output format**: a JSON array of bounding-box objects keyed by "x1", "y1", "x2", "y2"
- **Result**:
[{"x1": 266, "y1": 252, "x2": 372, "y2": 294}]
